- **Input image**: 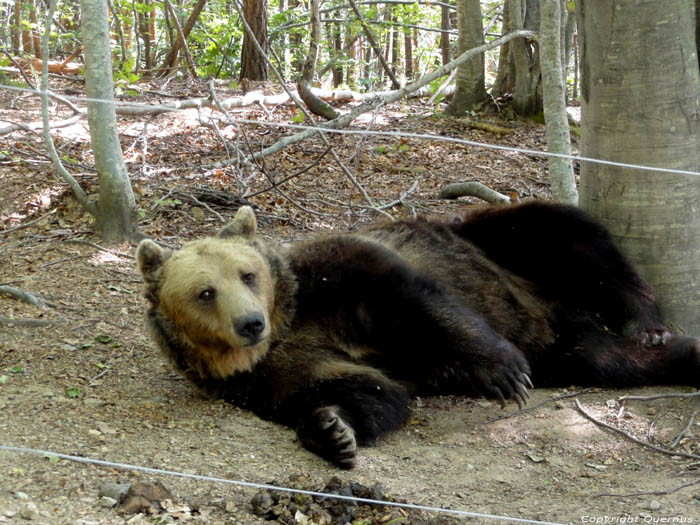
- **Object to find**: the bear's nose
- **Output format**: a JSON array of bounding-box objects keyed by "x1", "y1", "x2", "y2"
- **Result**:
[{"x1": 235, "y1": 313, "x2": 266, "y2": 343}]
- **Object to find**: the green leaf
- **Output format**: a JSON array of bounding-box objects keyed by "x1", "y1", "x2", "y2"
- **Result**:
[
  {"x1": 65, "y1": 387, "x2": 81, "y2": 399},
  {"x1": 10, "y1": 365, "x2": 21, "y2": 374},
  {"x1": 95, "y1": 335, "x2": 113, "y2": 344},
  {"x1": 0, "y1": 375, "x2": 8, "y2": 384},
  {"x1": 290, "y1": 111, "x2": 304, "y2": 123},
  {"x1": 43, "y1": 454, "x2": 60, "y2": 464},
  {"x1": 376, "y1": 145, "x2": 387, "y2": 155}
]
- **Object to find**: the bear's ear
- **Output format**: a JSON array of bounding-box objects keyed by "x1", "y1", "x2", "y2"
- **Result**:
[
  {"x1": 136, "y1": 239, "x2": 172, "y2": 278},
  {"x1": 218, "y1": 206, "x2": 257, "y2": 240}
]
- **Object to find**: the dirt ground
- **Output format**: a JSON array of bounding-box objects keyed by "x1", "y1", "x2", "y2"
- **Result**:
[{"x1": 1, "y1": 79, "x2": 699, "y2": 525}]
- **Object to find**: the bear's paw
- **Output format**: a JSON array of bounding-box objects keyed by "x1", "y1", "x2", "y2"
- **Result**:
[{"x1": 297, "y1": 406, "x2": 358, "y2": 469}]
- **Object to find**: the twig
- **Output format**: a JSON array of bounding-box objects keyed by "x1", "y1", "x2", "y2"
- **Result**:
[
  {"x1": 671, "y1": 410, "x2": 698, "y2": 449},
  {"x1": 89, "y1": 369, "x2": 111, "y2": 385},
  {"x1": 377, "y1": 179, "x2": 420, "y2": 211},
  {"x1": 61, "y1": 240, "x2": 134, "y2": 260},
  {"x1": 574, "y1": 398, "x2": 700, "y2": 460},
  {"x1": 0, "y1": 286, "x2": 49, "y2": 308},
  {"x1": 484, "y1": 388, "x2": 596, "y2": 424},
  {"x1": 246, "y1": 146, "x2": 333, "y2": 198},
  {"x1": 0, "y1": 210, "x2": 55, "y2": 236},
  {"x1": 0, "y1": 316, "x2": 55, "y2": 327},
  {"x1": 592, "y1": 477, "x2": 700, "y2": 498},
  {"x1": 618, "y1": 391, "x2": 700, "y2": 402}
]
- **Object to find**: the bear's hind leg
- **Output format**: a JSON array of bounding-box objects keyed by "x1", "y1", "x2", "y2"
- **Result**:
[{"x1": 452, "y1": 202, "x2": 663, "y2": 337}]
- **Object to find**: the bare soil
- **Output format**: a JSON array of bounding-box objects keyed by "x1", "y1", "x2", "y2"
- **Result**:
[{"x1": 1, "y1": 79, "x2": 699, "y2": 525}]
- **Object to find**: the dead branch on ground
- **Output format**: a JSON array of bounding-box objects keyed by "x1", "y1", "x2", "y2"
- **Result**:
[
  {"x1": 439, "y1": 181, "x2": 511, "y2": 205},
  {"x1": 574, "y1": 398, "x2": 700, "y2": 461},
  {"x1": 0, "y1": 285, "x2": 49, "y2": 308}
]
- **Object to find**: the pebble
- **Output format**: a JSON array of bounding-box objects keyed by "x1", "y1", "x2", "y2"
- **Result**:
[
  {"x1": 19, "y1": 502, "x2": 37, "y2": 520},
  {"x1": 648, "y1": 500, "x2": 661, "y2": 511},
  {"x1": 98, "y1": 496, "x2": 118, "y2": 508},
  {"x1": 98, "y1": 482, "x2": 130, "y2": 503},
  {"x1": 15, "y1": 492, "x2": 29, "y2": 501}
]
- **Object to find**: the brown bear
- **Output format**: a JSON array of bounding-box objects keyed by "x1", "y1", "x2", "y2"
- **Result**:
[{"x1": 136, "y1": 202, "x2": 700, "y2": 468}]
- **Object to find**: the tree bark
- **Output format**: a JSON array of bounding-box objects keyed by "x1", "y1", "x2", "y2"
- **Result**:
[
  {"x1": 298, "y1": 0, "x2": 339, "y2": 119},
  {"x1": 540, "y1": 0, "x2": 577, "y2": 204},
  {"x1": 577, "y1": 0, "x2": 700, "y2": 334},
  {"x1": 80, "y1": 0, "x2": 139, "y2": 241},
  {"x1": 445, "y1": 0, "x2": 487, "y2": 114},
  {"x1": 159, "y1": 0, "x2": 208, "y2": 75},
  {"x1": 509, "y1": 0, "x2": 541, "y2": 115},
  {"x1": 240, "y1": 0, "x2": 269, "y2": 81}
]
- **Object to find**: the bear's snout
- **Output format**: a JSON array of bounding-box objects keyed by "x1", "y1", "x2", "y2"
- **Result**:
[{"x1": 235, "y1": 313, "x2": 266, "y2": 345}]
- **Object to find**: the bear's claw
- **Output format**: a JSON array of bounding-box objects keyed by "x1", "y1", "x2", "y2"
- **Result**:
[{"x1": 297, "y1": 406, "x2": 358, "y2": 469}]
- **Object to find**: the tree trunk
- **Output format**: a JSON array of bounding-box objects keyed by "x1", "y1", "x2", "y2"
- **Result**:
[
  {"x1": 80, "y1": 0, "x2": 139, "y2": 241},
  {"x1": 440, "y1": 4, "x2": 450, "y2": 66},
  {"x1": 240, "y1": 0, "x2": 268, "y2": 81},
  {"x1": 509, "y1": 0, "x2": 541, "y2": 115},
  {"x1": 445, "y1": 0, "x2": 487, "y2": 115},
  {"x1": 540, "y1": 0, "x2": 577, "y2": 204},
  {"x1": 577, "y1": 0, "x2": 700, "y2": 334},
  {"x1": 159, "y1": 0, "x2": 208, "y2": 76},
  {"x1": 404, "y1": 32, "x2": 413, "y2": 81},
  {"x1": 492, "y1": 0, "x2": 515, "y2": 98}
]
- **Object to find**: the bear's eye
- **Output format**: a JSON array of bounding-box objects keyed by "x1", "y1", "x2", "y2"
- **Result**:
[
  {"x1": 241, "y1": 272, "x2": 256, "y2": 286},
  {"x1": 198, "y1": 288, "x2": 216, "y2": 303}
]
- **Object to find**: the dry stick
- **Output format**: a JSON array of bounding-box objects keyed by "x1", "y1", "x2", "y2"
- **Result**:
[
  {"x1": 246, "y1": 146, "x2": 333, "y2": 198},
  {"x1": 618, "y1": 391, "x2": 700, "y2": 402},
  {"x1": 0, "y1": 210, "x2": 55, "y2": 235},
  {"x1": 484, "y1": 388, "x2": 595, "y2": 424},
  {"x1": 592, "y1": 477, "x2": 700, "y2": 499},
  {"x1": 0, "y1": 285, "x2": 49, "y2": 308},
  {"x1": 574, "y1": 399, "x2": 700, "y2": 461},
  {"x1": 671, "y1": 409, "x2": 698, "y2": 449},
  {"x1": 61, "y1": 240, "x2": 134, "y2": 260}
]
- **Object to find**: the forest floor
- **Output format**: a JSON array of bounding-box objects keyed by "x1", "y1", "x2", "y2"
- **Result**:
[{"x1": 1, "y1": 78, "x2": 699, "y2": 525}]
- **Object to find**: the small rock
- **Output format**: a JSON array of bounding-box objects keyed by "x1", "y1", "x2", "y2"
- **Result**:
[
  {"x1": 648, "y1": 500, "x2": 662, "y2": 511},
  {"x1": 99, "y1": 482, "x2": 130, "y2": 503},
  {"x1": 647, "y1": 407, "x2": 657, "y2": 416},
  {"x1": 19, "y1": 503, "x2": 37, "y2": 520},
  {"x1": 554, "y1": 401, "x2": 566, "y2": 409},
  {"x1": 98, "y1": 496, "x2": 118, "y2": 508},
  {"x1": 88, "y1": 429, "x2": 101, "y2": 437},
  {"x1": 15, "y1": 491, "x2": 29, "y2": 500}
]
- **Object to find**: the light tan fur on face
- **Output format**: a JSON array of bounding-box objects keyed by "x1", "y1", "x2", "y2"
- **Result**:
[{"x1": 158, "y1": 237, "x2": 275, "y2": 379}]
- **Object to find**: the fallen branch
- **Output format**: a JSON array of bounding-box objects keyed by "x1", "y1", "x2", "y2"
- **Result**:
[
  {"x1": 484, "y1": 388, "x2": 595, "y2": 424},
  {"x1": 0, "y1": 316, "x2": 55, "y2": 327},
  {"x1": 0, "y1": 285, "x2": 49, "y2": 308},
  {"x1": 593, "y1": 477, "x2": 700, "y2": 498},
  {"x1": 439, "y1": 181, "x2": 511, "y2": 205},
  {"x1": 618, "y1": 391, "x2": 700, "y2": 402},
  {"x1": 574, "y1": 398, "x2": 700, "y2": 461}
]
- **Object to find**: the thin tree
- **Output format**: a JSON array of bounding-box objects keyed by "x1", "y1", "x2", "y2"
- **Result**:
[
  {"x1": 540, "y1": 0, "x2": 576, "y2": 204},
  {"x1": 577, "y1": 0, "x2": 700, "y2": 334},
  {"x1": 445, "y1": 0, "x2": 487, "y2": 114},
  {"x1": 240, "y1": 0, "x2": 269, "y2": 81},
  {"x1": 80, "y1": 0, "x2": 140, "y2": 241}
]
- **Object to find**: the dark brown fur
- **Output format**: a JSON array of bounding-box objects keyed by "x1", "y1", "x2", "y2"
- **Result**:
[{"x1": 137, "y1": 203, "x2": 700, "y2": 468}]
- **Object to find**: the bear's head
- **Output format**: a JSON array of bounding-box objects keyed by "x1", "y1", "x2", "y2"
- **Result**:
[{"x1": 136, "y1": 206, "x2": 296, "y2": 381}]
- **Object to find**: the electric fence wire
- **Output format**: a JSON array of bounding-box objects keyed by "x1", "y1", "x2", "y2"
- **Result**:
[
  {"x1": 2, "y1": 83, "x2": 700, "y2": 178},
  {"x1": 0, "y1": 444, "x2": 566, "y2": 525}
]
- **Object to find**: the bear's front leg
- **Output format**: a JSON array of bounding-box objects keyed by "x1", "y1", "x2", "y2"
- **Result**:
[{"x1": 296, "y1": 406, "x2": 358, "y2": 469}]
